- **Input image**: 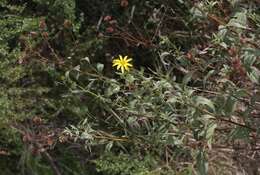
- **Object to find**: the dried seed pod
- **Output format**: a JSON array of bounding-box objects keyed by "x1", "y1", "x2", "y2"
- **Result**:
[
  {"x1": 63, "y1": 19, "x2": 72, "y2": 29},
  {"x1": 39, "y1": 18, "x2": 47, "y2": 30}
]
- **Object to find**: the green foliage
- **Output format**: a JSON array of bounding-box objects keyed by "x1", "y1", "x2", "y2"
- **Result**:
[
  {"x1": 95, "y1": 153, "x2": 153, "y2": 175},
  {"x1": 0, "y1": 0, "x2": 260, "y2": 174}
]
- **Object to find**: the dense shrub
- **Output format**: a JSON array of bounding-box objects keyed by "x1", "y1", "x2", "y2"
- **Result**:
[{"x1": 0, "y1": 0, "x2": 259, "y2": 174}]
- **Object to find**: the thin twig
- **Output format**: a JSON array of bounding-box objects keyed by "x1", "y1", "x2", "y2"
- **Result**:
[{"x1": 43, "y1": 151, "x2": 62, "y2": 175}]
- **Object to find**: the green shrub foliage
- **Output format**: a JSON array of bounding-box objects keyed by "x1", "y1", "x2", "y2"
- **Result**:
[{"x1": 0, "y1": 0, "x2": 259, "y2": 174}]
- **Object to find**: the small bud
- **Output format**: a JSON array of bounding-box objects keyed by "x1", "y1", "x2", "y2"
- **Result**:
[
  {"x1": 32, "y1": 116, "x2": 43, "y2": 125},
  {"x1": 29, "y1": 31, "x2": 38, "y2": 38},
  {"x1": 63, "y1": 19, "x2": 72, "y2": 29},
  {"x1": 106, "y1": 27, "x2": 114, "y2": 33},
  {"x1": 186, "y1": 52, "x2": 193, "y2": 60},
  {"x1": 104, "y1": 15, "x2": 112, "y2": 22},
  {"x1": 109, "y1": 20, "x2": 118, "y2": 25},
  {"x1": 98, "y1": 32, "x2": 104, "y2": 38},
  {"x1": 41, "y1": 32, "x2": 49, "y2": 39},
  {"x1": 39, "y1": 18, "x2": 47, "y2": 30},
  {"x1": 120, "y1": 0, "x2": 129, "y2": 7}
]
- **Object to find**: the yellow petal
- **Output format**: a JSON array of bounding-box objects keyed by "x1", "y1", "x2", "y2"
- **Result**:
[
  {"x1": 125, "y1": 66, "x2": 129, "y2": 71},
  {"x1": 113, "y1": 59, "x2": 121, "y2": 63},
  {"x1": 126, "y1": 58, "x2": 132, "y2": 62},
  {"x1": 113, "y1": 60, "x2": 120, "y2": 64},
  {"x1": 112, "y1": 62, "x2": 119, "y2": 67},
  {"x1": 123, "y1": 56, "x2": 128, "y2": 61},
  {"x1": 112, "y1": 60, "x2": 117, "y2": 64},
  {"x1": 121, "y1": 66, "x2": 124, "y2": 73},
  {"x1": 125, "y1": 63, "x2": 133, "y2": 67},
  {"x1": 117, "y1": 65, "x2": 121, "y2": 70},
  {"x1": 119, "y1": 55, "x2": 123, "y2": 61}
]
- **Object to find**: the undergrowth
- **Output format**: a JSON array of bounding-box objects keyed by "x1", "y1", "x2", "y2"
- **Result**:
[{"x1": 0, "y1": 0, "x2": 259, "y2": 174}]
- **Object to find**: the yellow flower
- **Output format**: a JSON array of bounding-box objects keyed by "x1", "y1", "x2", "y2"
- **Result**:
[{"x1": 112, "y1": 55, "x2": 133, "y2": 73}]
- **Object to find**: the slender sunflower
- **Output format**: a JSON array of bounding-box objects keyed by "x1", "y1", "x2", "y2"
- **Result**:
[{"x1": 112, "y1": 55, "x2": 133, "y2": 73}]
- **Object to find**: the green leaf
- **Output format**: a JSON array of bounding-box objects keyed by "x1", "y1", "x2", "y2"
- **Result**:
[
  {"x1": 125, "y1": 74, "x2": 135, "y2": 84},
  {"x1": 196, "y1": 150, "x2": 208, "y2": 175},
  {"x1": 224, "y1": 96, "x2": 237, "y2": 116},
  {"x1": 81, "y1": 56, "x2": 90, "y2": 63},
  {"x1": 194, "y1": 96, "x2": 215, "y2": 112},
  {"x1": 97, "y1": 63, "x2": 104, "y2": 72},
  {"x1": 233, "y1": 89, "x2": 248, "y2": 98},
  {"x1": 206, "y1": 123, "x2": 217, "y2": 150},
  {"x1": 248, "y1": 67, "x2": 260, "y2": 84},
  {"x1": 105, "y1": 83, "x2": 120, "y2": 97},
  {"x1": 105, "y1": 141, "x2": 114, "y2": 152},
  {"x1": 227, "y1": 11, "x2": 248, "y2": 29},
  {"x1": 203, "y1": 70, "x2": 215, "y2": 87},
  {"x1": 182, "y1": 71, "x2": 193, "y2": 86},
  {"x1": 229, "y1": 127, "x2": 251, "y2": 141}
]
